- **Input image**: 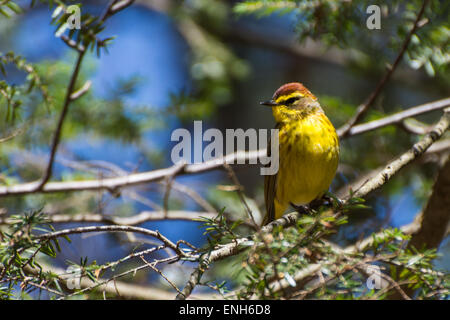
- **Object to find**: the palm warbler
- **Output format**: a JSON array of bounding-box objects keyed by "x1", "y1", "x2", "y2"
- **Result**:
[{"x1": 261, "y1": 82, "x2": 339, "y2": 224}]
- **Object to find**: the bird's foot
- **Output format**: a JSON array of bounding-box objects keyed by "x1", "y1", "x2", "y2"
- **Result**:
[
  {"x1": 290, "y1": 202, "x2": 310, "y2": 215},
  {"x1": 322, "y1": 192, "x2": 344, "y2": 210},
  {"x1": 309, "y1": 198, "x2": 324, "y2": 211},
  {"x1": 290, "y1": 193, "x2": 343, "y2": 215}
]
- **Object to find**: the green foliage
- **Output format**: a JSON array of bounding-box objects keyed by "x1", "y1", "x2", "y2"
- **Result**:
[
  {"x1": 195, "y1": 208, "x2": 242, "y2": 248},
  {"x1": 402, "y1": 1, "x2": 449, "y2": 78},
  {"x1": 234, "y1": 0, "x2": 298, "y2": 17},
  {"x1": 233, "y1": 213, "x2": 448, "y2": 299},
  {"x1": 234, "y1": 0, "x2": 449, "y2": 79},
  {"x1": 0, "y1": 1, "x2": 22, "y2": 18},
  {"x1": 66, "y1": 257, "x2": 99, "y2": 283},
  {"x1": 167, "y1": 0, "x2": 250, "y2": 120},
  {"x1": 0, "y1": 51, "x2": 51, "y2": 123},
  {"x1": 0, "y1": 209, "x2": 65, "y2": 298},
  {"x1": 236, "y1": 207, "x2": 347, "y2": 299},
  {"x1": 191, "y1": 197, "x2": 448, "y2": 300},
  {"x1": 51, "y1": 2, "x2": 116, "y2": 57}
]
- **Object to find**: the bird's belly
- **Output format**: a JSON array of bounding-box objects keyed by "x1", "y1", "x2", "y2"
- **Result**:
[{"x1": 276, "y1": 126, "x2": 339, "y2": 207}]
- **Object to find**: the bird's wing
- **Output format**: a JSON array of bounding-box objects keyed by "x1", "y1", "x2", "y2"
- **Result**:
[{"x1": 263, "y1": 123, "x2": 280, "y2": 225}]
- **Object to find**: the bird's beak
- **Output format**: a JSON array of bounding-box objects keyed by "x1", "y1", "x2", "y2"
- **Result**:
[{"x1": 260, "y1": 100, "x2": 278, "y2": 107}]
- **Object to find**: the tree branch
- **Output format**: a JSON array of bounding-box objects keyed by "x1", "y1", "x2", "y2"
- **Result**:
[
  {"x1": 342, "y1": 97, "x2": 450, "y2": 137},
  {"x1": 36, "y1": 50, "x2": 86, "y2": 189},
  {"x1": 36, "y1": 225, "x2": 187, "y2": 257},
  {"x1": 0, "y1": 149, "x2": 265, "y2": 196},
  {"x1": 337, "y1": 0, "x2": 431, "y2": 138},
  {"x1": 408, "y1": 155, "x2": 450, "y2": 250},
  {"x1": 0, "y1": 210, "x2": 218, "y2": 226}
]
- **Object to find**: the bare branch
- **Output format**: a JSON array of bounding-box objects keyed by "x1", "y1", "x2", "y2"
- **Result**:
[
  {"x1": 36, "y1": 50, "x2": 86, "y2": 189},
  {"x1": 36, "y1": 225, "x2": 187, "y2": 257},
  {"x1": 425, "y1": 139, "x2": 450, "y2": 155},
  {"x1": 343, "y1": 97, "x2": 450, "y2": 137},
  {"x1": 60, "y1": 35, "x2": 85, "y2": 52},
  {"x1": 140, "y1": 255, "x2": 183, "y2": 295},
  {"x1": 0, "y1": 149, "x2": 265, "y2": 197},
  {"x1": 23, "y1": 261, "x2": 179, "y2": 299},
  {"x1": 0, "y1": 126, "x2": 24, "y2": 143},
  {"x1": 175, "y1": 253, "x2": 211, "y2": 300},
  {"x1": 399, "y1": 119, "x2": 432, "y2": 135},
  {"x1": 169, "y1": 181, "x2": 218, "y2": 213},
  {"x1": 0, "y1": 210, "x2": 218, "y2": 226},
  {"x1": 108, "y1": 0, "x2": 135, "y2": 17}
]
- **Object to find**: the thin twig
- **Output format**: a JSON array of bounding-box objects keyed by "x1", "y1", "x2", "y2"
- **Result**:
[
  {"x1": 36, "y1": 50, "x2": 86, "y2": 190},
  {"x1": 0, "y1": 126, "x2": 24, "y2": 143},
  {"x1": 170, "y1": 181, "x2": 217, "y2": 213},
  {"x1": 175, "y1": 253, "x2": 210, "y2": 300},
  {"x1": 139, "y1": 255, "x2": 183, "y2": 295},
  {"x1": 35, "y1": 225, "x2": 187, "y2": 257}
]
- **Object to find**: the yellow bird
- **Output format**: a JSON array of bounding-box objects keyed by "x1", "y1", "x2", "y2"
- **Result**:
[{"x1": 261, "y1": 82, "x2": 339, "y2": 224}]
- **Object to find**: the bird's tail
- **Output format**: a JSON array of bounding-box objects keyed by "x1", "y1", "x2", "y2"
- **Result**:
[{"x1": 263, "y1": 199, "x2": 285, "y2": 225}]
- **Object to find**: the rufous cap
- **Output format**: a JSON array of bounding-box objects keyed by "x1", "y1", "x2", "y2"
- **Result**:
[{"x1": 272, "y1": 82, "x2": 316, "y2": 100}]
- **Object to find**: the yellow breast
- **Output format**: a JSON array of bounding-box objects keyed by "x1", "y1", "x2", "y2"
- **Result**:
[{"x1": 274, "y1": 112, "x2": 339, "y2": 218}]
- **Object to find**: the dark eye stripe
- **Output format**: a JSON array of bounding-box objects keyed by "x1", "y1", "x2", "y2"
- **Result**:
[{"x1": 283, "y1": 96, "x2": 299, "y2": 105}]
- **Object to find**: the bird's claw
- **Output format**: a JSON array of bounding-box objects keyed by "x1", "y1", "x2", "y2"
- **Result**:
[
  {"x1": 290, "y1": 202, "x2": 310, "y2": 214},
  {"x1": 322, "y1": 192, "x2": 344, "y2": 209},
  {"x1": 290, "y1": 193, "x2": 343, "y2": 215}
]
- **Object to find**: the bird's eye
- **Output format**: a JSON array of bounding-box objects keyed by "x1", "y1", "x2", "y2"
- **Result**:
[{"x1": 284, "y1": 96, "x2": 299, "y2": 105}]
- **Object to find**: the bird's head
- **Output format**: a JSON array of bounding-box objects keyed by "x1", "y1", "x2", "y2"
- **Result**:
[{"x1": 260, "y1": 82, "x2": 322, "y2": 122}]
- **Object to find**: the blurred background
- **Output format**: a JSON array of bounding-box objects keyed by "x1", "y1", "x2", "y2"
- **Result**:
[{"x1": 0, "y1": 0, "x2": 449, "y2": 297}]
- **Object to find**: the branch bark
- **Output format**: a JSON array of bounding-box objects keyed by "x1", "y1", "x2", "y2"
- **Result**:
[
  {"x1": 36, "y1": 225, "x2": 186, "y2": 257},
  {"x1": 343, "y1": 97, "x2": 450, "y2": 137},
  {"x1": 0, "y1": 210, "x2": 218, "y2": 226},
  {"x1": 36, "y1": 50, "x2": 86, "y2": 189},
  {"x1": 408, "y1": 155, "x2": 450, "y2": 250}
]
